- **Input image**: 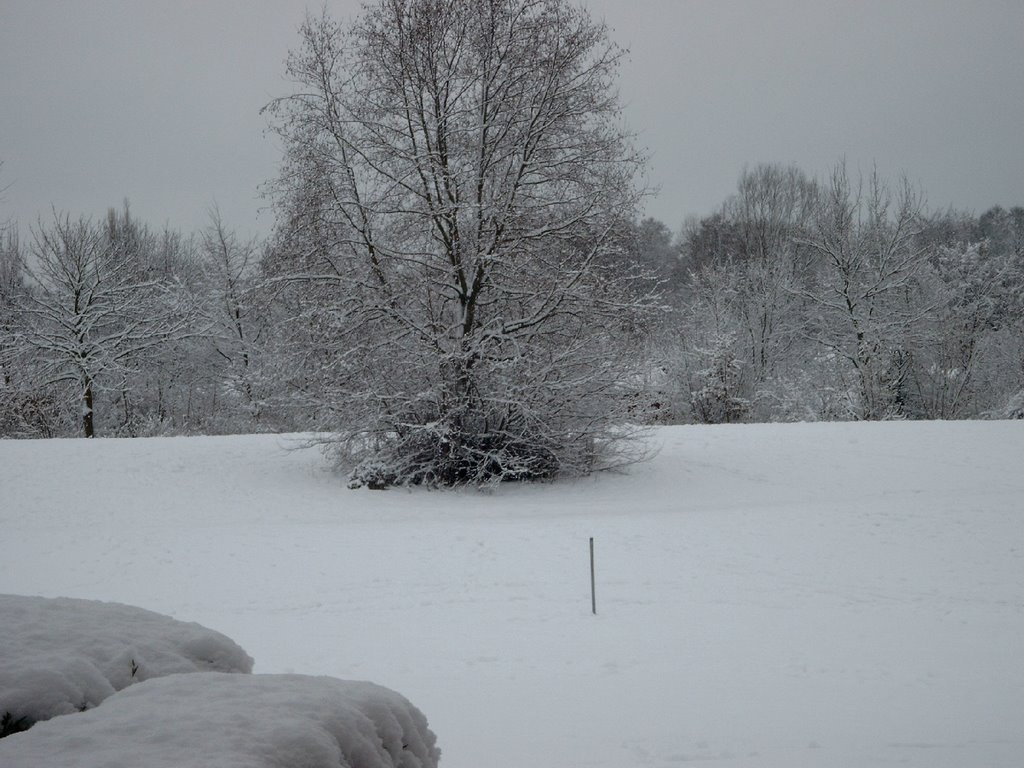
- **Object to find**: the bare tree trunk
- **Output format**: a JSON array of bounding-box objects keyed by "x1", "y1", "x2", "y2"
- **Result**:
[{"x1": 82, "y1": 377, "x2": 95, "y2": 438}]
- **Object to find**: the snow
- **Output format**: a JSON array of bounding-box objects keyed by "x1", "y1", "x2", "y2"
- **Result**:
[
  {"x1": 0, "y1": 594, "x2": 253, "y2": 727},
  {"x1": 0, "y1": 673, "x2": 440, "y2": 768},
  {"x1": 1, "y1": 421, "x2": 1023, "y2": 766}
]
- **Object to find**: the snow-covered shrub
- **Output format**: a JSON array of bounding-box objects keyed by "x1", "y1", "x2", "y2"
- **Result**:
[
  {"x1": 348, "y1": 456, "x2": 400, "y2": 490},
  {"x1": 689, "y1": 333, "x2": 751, "y2": 424},
  {"x1": 992, "y1": 389, "x2": 1024, "y2": 419},
  {"x1": 342, "y1": 413, "x2": 562, "y2": 489},
  {"x1": 0, "y1": 595, "x2": 253, "y2": 734},
  {"x1": 0, "y1": 712, "x2": 31, "y2": 739},
  {"x1": 752, "y1": 350, "x2": 860, "y2": 422},
  {"x1": 0, "y1": 673, "x2": 441, "y2": 768},
  {"x1": 0, "y1": 386, "x2": 62, "y2": 438},
  {"x1": 751, "y1": 372, "x2": 820, "y2": 422}
]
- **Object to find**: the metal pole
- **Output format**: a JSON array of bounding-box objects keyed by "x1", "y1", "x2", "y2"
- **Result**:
[{"x1": 590, "y1": 536, "x2": 596, "y2": 615}]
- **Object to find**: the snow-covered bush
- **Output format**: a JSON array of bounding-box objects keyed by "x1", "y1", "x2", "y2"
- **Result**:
[
  {"x1": 344, "y1": 420, "x2": 562, "y2": 489},
  {"x1": 993, "y1": 389, "x2": 1024, "y2": 419},
  {"x1": 0, "y1": 673, "x2": 440, "y2": 768},
  {"x1": 689, "y1": 333, "x2": 751, "y2": 424},
  {"x1": 0, "y1": 595, "x2": 253, "y2": 733},
  {"x1": 0, "y1": 386, "x2": 62, "y2": 438}
]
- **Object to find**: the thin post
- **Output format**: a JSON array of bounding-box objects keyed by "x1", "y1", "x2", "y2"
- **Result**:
[{"x1": 589, "y1": 536, "x2": 596, "y2": 615}]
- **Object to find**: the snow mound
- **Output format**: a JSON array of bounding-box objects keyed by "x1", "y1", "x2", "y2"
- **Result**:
[
  {"x1": 0, "y1": 672, "x2": 441, "y2": 768},
  {"x1": 0, "y1": 594, "x2": 254, "y2": 730}
]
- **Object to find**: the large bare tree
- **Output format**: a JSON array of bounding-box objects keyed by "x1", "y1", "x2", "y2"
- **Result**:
[
  {"x1": 799, "y1": 164, "x2": 931, "y2": 419},
  {"x1": 265, "y1": 0, "x2": 655, "y2": 485}
]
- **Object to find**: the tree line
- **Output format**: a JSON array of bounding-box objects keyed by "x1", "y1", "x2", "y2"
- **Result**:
[
  {"x1": 0, "y1": 204, "x2": 281, "y2": 439},
  {"x1": 4, "y1": 165, "x2": 1020, "y2": 440},
  {"x1": 647, "y1": 163, "x2": 1024, "y2": 425},
  {"x1": 2, "y1": 0, "x2": 1022, "y2": 486}
]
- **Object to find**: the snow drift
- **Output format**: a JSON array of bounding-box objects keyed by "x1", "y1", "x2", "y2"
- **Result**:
[
  {"x1": 0, "y1": 672, "x2": 440, "y2": 768},
  {"x1": 0, "y1": 594, "x2": 253, "y2": 730}
]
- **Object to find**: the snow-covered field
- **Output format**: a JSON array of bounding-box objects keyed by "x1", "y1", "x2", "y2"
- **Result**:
[{"x1": 2, "y1": 421, "x2": 1022, "y2": 767}]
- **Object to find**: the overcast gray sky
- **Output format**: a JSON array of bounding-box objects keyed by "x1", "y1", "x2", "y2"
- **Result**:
[{"x1": 2, "y1": 0, "x2": 1022, "y2": 239}]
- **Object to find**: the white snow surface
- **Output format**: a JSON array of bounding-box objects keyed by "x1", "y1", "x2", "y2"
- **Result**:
[
  {"x1": 1, "y1": 422, "x2": 1023, "y2": 767},
  {"x1": 0, "y1": 594, "x2": 253, "y2": 726},
  {"x1": 0, "y1": 672, "x2": 439, "y2": 768}
]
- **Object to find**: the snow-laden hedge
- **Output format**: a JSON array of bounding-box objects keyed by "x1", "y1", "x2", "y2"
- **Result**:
[
  {"x1": 0, "y1": 594, "x2": 254, "y2": 732},
  {"x1": 0, "y1": 672, "x2": 440, "y2": 768}
]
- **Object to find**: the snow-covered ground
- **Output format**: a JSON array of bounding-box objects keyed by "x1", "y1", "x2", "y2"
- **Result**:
[{"x1": 2, "y1": 422, "x2": 1022, "y2": 767}]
